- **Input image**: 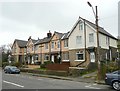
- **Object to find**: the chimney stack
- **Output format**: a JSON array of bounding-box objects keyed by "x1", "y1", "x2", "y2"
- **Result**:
[
  {"x1": 28, "y1": 36, "x2": 31, "y2": 41},
  {"x1": 47, "y1": 30, "x2": 52, "y2": 38}
]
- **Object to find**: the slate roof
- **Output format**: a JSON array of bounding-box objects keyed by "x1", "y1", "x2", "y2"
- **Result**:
[
  {"x1": 82, "y1": 17, "x2": 116, "y2": 39},
  {"x1": 68, "y1": 16, "x2": 117, "y2": 40},
  {"x1": 35, "y1": 37, "x2": 51, "y2": 45},
  {"x1": 14, "y1": 39, "x2": 27, "y2": 48},
  {"x1": 61, "y1": 31, "x2": 70, "y2": 39},
  {"x1": 54, "y1": 31, "x2": 64, "y2": 39},
  {"x1": 35, "y1": 31, "x2": 64, "y2": 45},
  {"x1": 31, "y1": 39, "x2": 38, "y2": 44}
]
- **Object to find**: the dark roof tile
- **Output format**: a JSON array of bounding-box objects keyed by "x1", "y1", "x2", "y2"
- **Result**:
[
  {"x1": 15, "y1": 39, "x2": 27, "y2": 47},
  {"x1": 35, "y1": 37, "x2": 51, "y2": 45}
]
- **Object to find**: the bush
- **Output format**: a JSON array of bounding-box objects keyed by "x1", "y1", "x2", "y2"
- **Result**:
[
  {"x1": 11, "y1": 62, "x2": 22, "y2": 68},
  {"x1": 100, "y1": 61, "x2": 107, "y2": 80},
  {"x1": 2, "y1": 62, "x2": 9, "y2": 68},
  {"x1": 106, "y1": 61, "x2": 119, "y2": 73},
  {"x1": 100, "y1": 60, "x2": 119, "y2": 80},
  {"x1": 40, "y1": 61, "x2": 53, "y2": 68}
]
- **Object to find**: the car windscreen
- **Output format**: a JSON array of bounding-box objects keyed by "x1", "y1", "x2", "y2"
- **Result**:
[{"x1": 11, "y1": 67, "x2": 17, "y2": 70}]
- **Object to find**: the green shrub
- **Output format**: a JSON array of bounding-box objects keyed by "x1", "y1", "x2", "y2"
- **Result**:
[
  {"x1": 11, "y1": 62, "x2": 22, "y2": 68},
  {"x1": 2, "y1": 62, "x2": 9, "y2": 68},
  {"x1": 100, "y1": 61, "x2": 107, "y2": 80},
  {"x1": 40, "y1": 61, "x2": 53, "y2": 68},
  {"x1": 99, "y1": 60, "x2": 119, "y2": 80},
  {"x1": 106, "y1": 61, "x2": 119, "y2": 73}
]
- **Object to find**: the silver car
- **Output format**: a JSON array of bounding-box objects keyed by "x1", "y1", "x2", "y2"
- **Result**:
[
  {"x1": 4, "y1": 66, "x2": 20, "y2": 74},
  {"x1": 105, "y1": 70, "x2": 120, "y2": 90}
]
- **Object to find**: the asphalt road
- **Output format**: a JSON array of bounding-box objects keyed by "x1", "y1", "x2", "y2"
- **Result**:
[{"x1": 2, "y1": 71, "x2": 114, "y2": 90}]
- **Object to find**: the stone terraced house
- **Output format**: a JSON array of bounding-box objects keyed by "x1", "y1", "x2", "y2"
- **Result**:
[
  {"x1": 12, "y1": 17, "x2": 118, "y2": 68},
  {"x1": 12, "y1": 39, "x2": 27, "y2": 64}
]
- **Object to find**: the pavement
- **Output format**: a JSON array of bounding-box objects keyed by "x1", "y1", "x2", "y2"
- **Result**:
[{"x1": 21, "y1": 71, "x2": 105, "y2": 85}]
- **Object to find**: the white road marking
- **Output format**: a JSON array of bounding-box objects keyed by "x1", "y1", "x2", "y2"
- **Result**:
[
  {"x1": 28, "y1": 76, "x2": 32, "y2": 79},
  {"x1": 93, "y1": 84, "x2": 97, "y2": 85},
  {"x1": 38, "y1": 79, "x2": 43, "y2": 80},
  {"x1": 3, "y1": 80, "x2": 24, "y2": 88},
  {"x1": 85, "y1": 85, "x2": 101, "y2": 89},
  {"x1": 51, "y1": 79, "x2": 57, "y2": 81}
]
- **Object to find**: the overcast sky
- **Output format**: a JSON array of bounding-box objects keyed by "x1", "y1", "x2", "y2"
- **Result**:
[{"x1": 0, "y1": 0, "x2": 119, "y2": 46}]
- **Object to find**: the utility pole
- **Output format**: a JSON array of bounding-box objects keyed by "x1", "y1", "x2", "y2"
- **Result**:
[
  {"x1": 87, "y1": 2, "x2": 101, "y2": 82},
  {"x1": 95, "y1": 6, "x2": 101, "y2": 81}
]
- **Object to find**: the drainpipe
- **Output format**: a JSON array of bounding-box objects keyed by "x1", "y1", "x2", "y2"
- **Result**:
[
  {"x1": 60, "y1": 38, "x2": 62, "y2": 64},
  {"x1": 84, "y1": 19, "x2": 87, "y2": 63},
  {"x1": 49, "y1": 41, "x2": 51, "y2": 62}
]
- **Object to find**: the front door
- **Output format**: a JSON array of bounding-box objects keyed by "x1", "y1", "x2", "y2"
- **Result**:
[
  {"x1": 54, "y1": 55, "x2": 58, "y2": 63},
  {"x1": 51, "y1": 55, "x2": 54, "y2": 62},
  {"x1": 90, "y1": 52, "x2": 95, "y2": 62}
]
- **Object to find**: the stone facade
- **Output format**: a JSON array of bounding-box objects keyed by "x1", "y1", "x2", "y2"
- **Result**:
[{"x1": 12, "y1": 17, "x2": 118, "y2": 68}]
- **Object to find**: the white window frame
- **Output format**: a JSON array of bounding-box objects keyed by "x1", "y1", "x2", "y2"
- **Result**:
[
  {"x1": 79, "y1": 23, "x2": 83, "y2": 30},
  {"x1": 89, "y1": 33, "x2": 94, "y2": 43},
  {"x1": 76, "y1": 36, "x2": 82, "y2": 45},
  {"x1": 106, "y1": 36, "x2": 109, "y2": 46},
  {"x1": 75, "y1": 51, "x2": 84, "y2": 61},
  {"x1": 64, "y1": 40, "x2": 68, "y2": 48},
  {"x1": 57, "y1": 41, "x2": 60, "y2": 48},
  {"x1": 51, "y1": 41, "x2": 54, "y2": 49}
]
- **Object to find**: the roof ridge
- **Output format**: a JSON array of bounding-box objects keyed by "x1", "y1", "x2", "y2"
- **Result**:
[
  {"x1": 79, "y1": 16, "x2": 103, "y2": 29},
  {"x1": 15, "y1": 39, "x2": 27, "y2": 42}
]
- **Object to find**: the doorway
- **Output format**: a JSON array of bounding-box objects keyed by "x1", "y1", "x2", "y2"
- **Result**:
[{"x1": 90, "y1": 52, "x2": 95, "y2": 62}]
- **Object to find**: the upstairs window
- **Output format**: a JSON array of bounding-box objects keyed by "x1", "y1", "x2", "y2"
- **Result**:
[
  {"x1": 106, "y1": 36, "x2": 110, "y2": 45},
  {"x1": 64, "y1": 40, "x2": 68, "y2": 47},
  {"x1": 89, "y1": 33, "x2": 94, "y2": 43},
  {"x1": 57, "y1": 41, "x2": 60, "y2": 48},
  {"x1": 32, "y1": 46, "x2": 34, "y2": 51},
  {"x1": 51, "y1": 41, "x2": 54, "y2": 49},
  {"x1": 76, "y1": 36, "x2": 82, "y2": 44},
  {"x1": 20, "y1": 49, "x2": 22, "y2": 53},
  {"x1": 45, "y1": 43, "x2": 48, "y2": 49},
  {"x1": 79, "y1": 23, "x2": 83, "y2": 30},
  {"x1": 24, "y1": 48, "x2": 26, "y2": 53}
]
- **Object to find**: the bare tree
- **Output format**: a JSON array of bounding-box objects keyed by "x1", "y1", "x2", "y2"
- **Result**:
[
  {"x1": 7, "y1": 43, "x2": 12, "y2": 50},
  {"x1": 1, "y1": 45, "x2": 6, "y2": 53}
]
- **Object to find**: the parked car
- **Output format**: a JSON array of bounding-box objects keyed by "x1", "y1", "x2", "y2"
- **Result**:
[
  {"x1": 105, "y1": 70, "x2": 120, "y2": 90},
  {"x1": 4, "y1": 66, "x2": 20, "y2": 74}
]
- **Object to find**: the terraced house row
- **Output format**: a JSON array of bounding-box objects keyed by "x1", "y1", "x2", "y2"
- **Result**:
[{"x1": 12, "y1": 17, "x2": 118, "y2": 67}]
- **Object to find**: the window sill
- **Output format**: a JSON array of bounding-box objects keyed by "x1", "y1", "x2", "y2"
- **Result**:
[
  {"x1": 64, "y1": 47, "x2": 68, "y2": 48},
  {"x1": 62, "y1": 60, "x2": 69, "y2": 62},
  {"x1": 75, "y1": 60, "x2": 84, "y2": 61}
]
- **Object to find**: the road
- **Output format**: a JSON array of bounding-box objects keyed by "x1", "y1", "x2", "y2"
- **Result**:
[{"x1": 2, "y1": 71, "x2": 114, "y2": 90}]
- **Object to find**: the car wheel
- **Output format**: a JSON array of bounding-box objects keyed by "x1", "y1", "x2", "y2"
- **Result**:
[
  {"x1": 9, "y1": 71, "x2": 12, "y2": 74},
  {"x1": 112, "y1": 81, "x2": 120, "y2": 90},
  {"x1": 4, "y1": 70, "x2": 7, "y2": 73}
]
